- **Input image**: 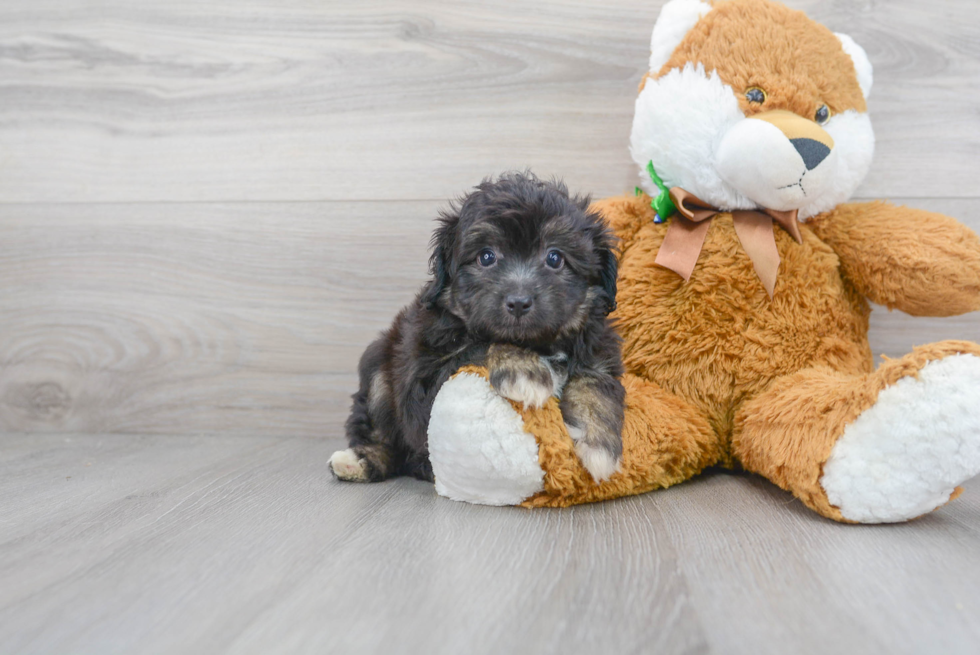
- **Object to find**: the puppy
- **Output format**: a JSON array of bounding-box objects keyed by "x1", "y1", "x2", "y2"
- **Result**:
[{"x1": 329, "y1": 172, "x2": 625, "y2": 484}]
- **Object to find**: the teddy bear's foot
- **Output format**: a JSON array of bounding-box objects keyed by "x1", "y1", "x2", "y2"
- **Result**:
[
  {"x1": 734, "y1": 341, "x2": 980, "y2": 523},
  {"x1": 820, "y1": 353, "x2": 980, "y2": 523},
  {"x1": 428, "y1": 369, "x2": 545, "y2": 505}
]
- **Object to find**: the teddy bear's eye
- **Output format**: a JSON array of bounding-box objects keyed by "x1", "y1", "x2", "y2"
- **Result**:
[
  {"x1": 745, "y1": 87, "x2": 766, "y2": 104},
  {"x1": 815, "y1": 104, "x2": 831, "y2": 125}
]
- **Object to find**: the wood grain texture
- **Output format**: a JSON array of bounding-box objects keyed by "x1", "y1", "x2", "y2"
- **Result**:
[
  {"x1": 657, "y1": 472, "x2": 980, "y2": 655},
  {"x1": 0, "y1": 0, "x2": 978, "y2": 202},
  {"x1": 1, "y1": 2, "x2": 979, "y2": 652},
  {"x1": 1, "y1": 433, "x2": 978, "y2": 654},
  {"x1": 1, "y1": 198, "x2": 976, "y2": 436},
  {"x1": 0, "y1": 201, "x2": 434, "y2": 435}
]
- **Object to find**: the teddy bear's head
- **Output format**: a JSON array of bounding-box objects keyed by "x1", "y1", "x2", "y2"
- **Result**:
[{"x1": 631, "y1": 0, "x2": 874, "y2": 220}]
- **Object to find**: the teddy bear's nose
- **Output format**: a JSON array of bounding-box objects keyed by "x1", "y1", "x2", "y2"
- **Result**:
[{"x1": 791, "y1": 137, "x2": 831, "y2": 170}]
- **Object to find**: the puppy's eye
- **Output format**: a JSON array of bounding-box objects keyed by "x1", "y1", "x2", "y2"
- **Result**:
[
  {"x1": 478, "y1": 248, "x2": 496, "y2": 267},
  {"x1": 745, "y1": 87, "x2": 766, "y2": 104},
  {"x1": 545, "y1": 249, "x2": 564, "y2": 270},
  {"x1": 815, "y1": 104, "x2": 831, "y2": 125}
]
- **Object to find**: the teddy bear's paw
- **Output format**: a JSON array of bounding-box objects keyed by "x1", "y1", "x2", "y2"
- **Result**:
[
  {"x1": 328, "y1": 448, "x2": 369, "y2": 482},
  {"x1": 566, "y1": 423, "x2": 621, "y2": 482},
  {"x1": 428, "y1": 371, "x2": 545, "y2": 505},
  {"x1": 821, "y1": 354, "x2": 980, "y2": 523}
]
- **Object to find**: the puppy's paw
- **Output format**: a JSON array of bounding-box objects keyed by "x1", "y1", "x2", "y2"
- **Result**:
[
  {"x1": 573, "y1": 439, "x2": 621, "y2": 483},
  {"x1": 488, "y1": 344, "x2": 561, "y2": 409},
  {"x1": 492, "y1": 370, "x2": 555, "y2": 409},
  {"x1": 560, "y1": 374, "x2": 625, "y2": 482},
  {"x1": 329, "y1": 448, "x2": 369, "y2": 482}
]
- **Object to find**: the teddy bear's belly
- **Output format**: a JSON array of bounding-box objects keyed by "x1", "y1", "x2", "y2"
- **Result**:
[{"x1": 615, "y1": 214, "x2": 873, "y2": 446}]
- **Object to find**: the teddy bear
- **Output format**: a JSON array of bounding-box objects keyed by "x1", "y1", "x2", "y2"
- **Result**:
[{"x1": 425, "y1": 0, "x2": 980, "y2": 523}]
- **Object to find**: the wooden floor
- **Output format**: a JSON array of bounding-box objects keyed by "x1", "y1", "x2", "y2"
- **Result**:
[
  {"x1": 3, "y1": 434, "x2": 980, "y2": 654},
  {"x1": 1, "y1": 0, "x2": 979, "y2": 653}
]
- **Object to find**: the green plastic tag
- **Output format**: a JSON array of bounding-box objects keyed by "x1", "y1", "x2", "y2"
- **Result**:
[{"x1": 646, "y1": 160, "x2": 677, "y2": 220}]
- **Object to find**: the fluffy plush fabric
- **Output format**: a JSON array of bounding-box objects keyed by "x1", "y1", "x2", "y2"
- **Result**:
[
  {"x1": 808, "y1": 201, "x2": 980, "y2": 316},
  {"x1": 821, "y1": 354, "x2": 980, "y2": 523},
  {"x1": 428, "y1": 366, "x2": 719, "y2": 507},
  {"x1": 427, "y1": 0, "x2": 980, "y2": 522},
  {"x1": 428, "y1": 369, "x2": 544, "y2": 505},
  {"x1": 734, "y1": 341, "x2": 980, "y2": 522},
  {"x1": 835, "y1": 33, "x2": 873, "y2": 98},
  {"x1": 631, "y1": 0, "x2": 876, "y2": 219},
  {"x1": 605, "y1": 193, "x2": 873, "y2": 452},
  {"x1": 648, "y1": 0, "x2": 714, "y2": 74}
]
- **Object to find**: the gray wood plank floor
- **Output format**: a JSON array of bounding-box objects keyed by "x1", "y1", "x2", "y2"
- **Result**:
[
  {"x1": 2, "y1": 0, "x2": 980, "y2": 653},
  {"x1": 2, "y1": 434, "x2": 979, "y2": 655}
]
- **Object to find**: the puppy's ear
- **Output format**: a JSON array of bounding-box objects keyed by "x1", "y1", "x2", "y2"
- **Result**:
[
  {"x1": 588, "y1": 212, "x2": 618, "y2": 314},
  {"x1": 420, "y1": 247, "x2": 449, "y2": 310},
  {"x1": 598, "y1": 247, "x2": 618, "y2": 314},
  {"x1": 420, "y1": 210, "x2": 459, "y2": 310}
]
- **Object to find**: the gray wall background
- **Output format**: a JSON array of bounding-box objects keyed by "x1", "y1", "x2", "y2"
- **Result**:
[{"x1": 1, "y1": 0, "x2": 978, "y2": 438}]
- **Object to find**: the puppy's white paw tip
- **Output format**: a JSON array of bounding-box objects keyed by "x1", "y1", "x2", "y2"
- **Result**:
[
  {"x1": 329, "y1": 448, "x2": 368, "y2": 482},
  {"x1": 497, "y1": 377, "x2": 553, "y2": 410},
  {"x1": 575, "y1": 442, "x2": 620, "y2": 483}
]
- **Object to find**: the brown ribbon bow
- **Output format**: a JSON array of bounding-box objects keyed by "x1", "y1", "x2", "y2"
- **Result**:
[{"x1": 653, "y1": 188, "x2": 803, "y2": 298}]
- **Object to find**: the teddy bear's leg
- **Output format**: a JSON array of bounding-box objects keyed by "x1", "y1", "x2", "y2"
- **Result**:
[
  {"x1": 428, "y1": 367, "x2": 720, "y2": 506},
  {"x1": 732, "y1": 341, "x2": 980, "y2": 523},
  {"x1": 521, "y1": 372, "x2": 720, "y2": 507}
]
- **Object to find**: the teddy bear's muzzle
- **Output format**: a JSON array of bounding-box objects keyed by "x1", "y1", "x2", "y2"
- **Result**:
[
  {"x1": 715, "y1": 109, "x2": 839, "y2": 212},
  {"x1": 752, "y1": 109, "x2": 834, "y2": 170}
]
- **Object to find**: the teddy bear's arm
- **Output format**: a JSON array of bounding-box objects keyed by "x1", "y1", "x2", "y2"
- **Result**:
[
  {"x1": 807, "y1": 201, "x2": 980, "y2": 317},
  {"x1": 590, "y1": 195, "x2": 652, "y2": 257}
]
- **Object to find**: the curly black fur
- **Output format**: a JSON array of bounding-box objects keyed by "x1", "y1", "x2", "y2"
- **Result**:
[{"x1": 336, "y1": 171, "x2": 624, "y2": 483}]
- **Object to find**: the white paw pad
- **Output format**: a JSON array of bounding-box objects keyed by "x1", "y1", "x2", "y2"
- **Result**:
[
  {"x1": 329, "y1": 448, "x2": 368, "y2": 482},
  {"x1": 821, "y1": 354, "x2": 980, "y2": 523}
]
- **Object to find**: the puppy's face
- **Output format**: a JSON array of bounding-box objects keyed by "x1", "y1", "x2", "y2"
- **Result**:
[{"x1": 422, "y1": 174, "x2": 617, "y2": 345}]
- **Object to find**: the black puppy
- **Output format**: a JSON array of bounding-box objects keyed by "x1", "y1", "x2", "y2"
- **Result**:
[{"x1": 329, "y1": 172, "x2": 625, "y2": 483}]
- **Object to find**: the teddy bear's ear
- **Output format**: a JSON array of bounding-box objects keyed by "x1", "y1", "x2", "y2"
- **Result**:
[
  {"x1": 649, "y1": 0, "x2": 713, "y2": 74},
  {"x1": 835, "y1": 33, "x2": 874, "y2": 99}
]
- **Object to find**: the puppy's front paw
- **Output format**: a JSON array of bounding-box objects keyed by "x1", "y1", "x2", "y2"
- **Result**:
[
  {"x1": 492, "y1": 370, "x2": 555, "y2": 409},
  {"x1": 567, "y1": 425, "x2": 621, "y2": 482},
  {"x1": 488, "y1": 344, "x2": 560, "y2": 409},
  {"x1": 329, "y1": 448, "x2": 369, "y2": 482},
  {"x1": 576, "y1": 442, "x2": 621, "y2": 483},
  {"x1": 560, "y1": 374, "x2": 625, "y2": 483}
]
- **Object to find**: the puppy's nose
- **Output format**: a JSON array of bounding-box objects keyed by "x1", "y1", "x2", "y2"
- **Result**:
[
  {"x1": 791, "y1": 138, "x2": 831, "y2": 170},
  {"x1": 505, "y1": 295, "x2": 533, "y2": 318}
]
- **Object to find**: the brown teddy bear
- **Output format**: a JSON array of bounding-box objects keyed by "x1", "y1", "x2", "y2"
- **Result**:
[{"x1": 426, "y1": 0, "x2": 980, "y2": 523}]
